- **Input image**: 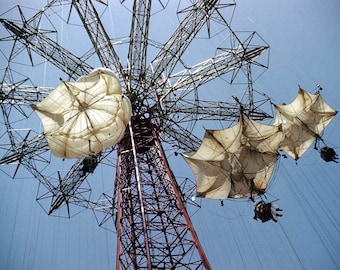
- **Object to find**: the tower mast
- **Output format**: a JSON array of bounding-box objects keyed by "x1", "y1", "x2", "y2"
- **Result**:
[{"x1": 116, "y1": 116, "x2": 211, "y2": 269}]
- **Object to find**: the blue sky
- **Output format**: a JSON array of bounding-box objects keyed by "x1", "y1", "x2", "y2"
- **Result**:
[{"x1": 1, "y1": 1, "x2": 340, "y2": 269}]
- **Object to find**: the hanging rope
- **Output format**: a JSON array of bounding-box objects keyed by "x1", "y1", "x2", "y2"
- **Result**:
[
  {"x1": 278, "y1": 222, "x2": 308, "y2": 270},
  {"x1": 282, "y1": 164, "x2": 340, "y2": 266}
]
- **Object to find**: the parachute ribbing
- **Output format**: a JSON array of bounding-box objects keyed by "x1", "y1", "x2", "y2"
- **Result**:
[
  {"x1": 183, "y1": 114, "x2": 283, "y2": 200},
  {"x1": 183, "y1": 88, "x2": 337, "y2": 200},
  {"x1": 274, "y1": 88, "x2": 337, "y2": 160}
]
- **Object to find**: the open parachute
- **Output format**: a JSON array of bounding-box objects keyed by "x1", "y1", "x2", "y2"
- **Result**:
[
  {"x1": 274, "y1": 88, "x2": 337, "y2": 160},
  {"x1": 183, "y1": 114, "x2": 284, "y2": 200},
  {"x1": 33, "y1": 68, "x2": 132, "y2": 158},
  {"x1": 183, "y1": 87, "x2": 337, "y2": 200}
]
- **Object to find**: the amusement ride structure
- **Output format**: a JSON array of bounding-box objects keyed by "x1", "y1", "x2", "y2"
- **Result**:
[{"x1": 0, "y1": 1, "x2": 337, "y2": 269}]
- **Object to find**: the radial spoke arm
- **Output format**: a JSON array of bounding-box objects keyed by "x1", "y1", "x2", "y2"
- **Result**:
[
  {"x1": 41, "y1": 147, "x2": 116, "y2": 216},
  {"x1": 0, "y1": 18, "x2": 93, "y2": 79},
  {"x1": 162, "y1": 99, "x2": 241, "y2": 121},
  {"x1": 0, "y1": 130, "x2": 54, "y2": 191},
  {"x1": 1, "y1": 84, "x2": 52, "y2": 105},
  {"x1": 159, "y1": 119, "x2": 202, "y2": 152},
  {"x1": 127, "y1": 0, "x2": 152, "y2": 77},
  {"x1": 159, "y1": 45, "x2": 268, "y2": 100},
  {"x1": 150, "y1": 0, "x2": 218, "y2": 81},
  {"x1": 162, "y1": 97, "x2": 272, "y2": 123},
  {"x1": 0, "y1": 133, "x2": 48, "y2": 166},
  {"x1": 71, "y1": 0, "x2": 123, "y2": 75}
]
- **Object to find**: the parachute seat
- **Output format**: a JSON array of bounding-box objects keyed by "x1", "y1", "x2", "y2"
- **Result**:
[
  {"x1": 253, "y1": 200, "x2": 282, "y2": 223},
  {"x1": 320, "y1": 147, "x2": 338, "y2": 163},
  {"x1": 81, "y1": 155, "x2": 98, "y2": 173}
]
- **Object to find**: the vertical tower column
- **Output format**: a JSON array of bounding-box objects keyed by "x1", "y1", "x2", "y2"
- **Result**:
[{"x1": 115, "y1": 115, "x2": 211, "y2": 269}]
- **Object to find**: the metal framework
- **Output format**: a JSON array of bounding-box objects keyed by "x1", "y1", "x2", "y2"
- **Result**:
[
  {"x1": 115, "y1": 116, "x2": 210, "y2": 269},
  {"x1": 0, "y1": 1, "x2": 271, "y2": 269}
]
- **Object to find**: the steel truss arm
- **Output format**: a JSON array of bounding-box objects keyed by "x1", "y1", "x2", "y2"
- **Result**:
[
  {"x1": 150, "y1": 0, "x2": 218, "y2": 82},
  {"x1": 0, "y1": 83, "x2": 48, "y2": 177},
  {"x1": 162, "y1": 98, "x2": 271, "y2": 122},
  {"x1": 71, "y1": 0, "x2": 123, "y2": 75},
  {"x1": 0, "y1": 125, "x2": 104, "y2": 217},
  {"x1": 160, "y1": 45, "x2": 268, "y2": 100},
  {"x1": 0, "y1": 132, "x2": 48, "y2": 174},
  {"x1": 0, "y1": 83, "x2": 49, "y2": 163},
  {"x1": 127, "y1": 0, "x2": 151, "y2": 77},
  {"x1": 159, "y1": 119, "x2": 202, "y2": 152},
  {"x1": 45, "y1": 147, "x2": 116, "y2": 216},
  {"x1": 1, "y1": 84, "x2": 51, "y2": 105},
  {"x1": 0, "y1": 128, "x2": 55, "y2": 193},
  {"x1": 0, "y1": 18, "x2": 93, "y2": 79},
  {"x1": 163, "y1": 99, "x2": 241, "y2": 121},
  {"x1": 123, "y1": 0, "x2": 152, "y2": 112}
]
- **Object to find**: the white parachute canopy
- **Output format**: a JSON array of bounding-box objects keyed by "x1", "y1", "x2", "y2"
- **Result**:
[
  {"x1": 274, "y1": 88, "x2": 337, "y2": 160},
  {"x1": 33, "y1": 68, "x2": 132, "y2": 158},
  {"x1": 183, "y1": 114, "x2": 284, "y2": 200}
]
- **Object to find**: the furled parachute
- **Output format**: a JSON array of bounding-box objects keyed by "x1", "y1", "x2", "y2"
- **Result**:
[
  {"x1": 274, "y1": 88, "x2": 337, "y2": 160},
  {"x1": 182, "y1": 114, "x2": 284, "y2": 200},
  {"x1": 33, "y1": 68, "x2": 132, "y2": 158}
]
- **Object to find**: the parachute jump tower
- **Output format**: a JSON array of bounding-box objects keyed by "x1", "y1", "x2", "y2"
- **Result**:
[{"x1": 5, "y1": 0, "x2": 336, "y2": 268}]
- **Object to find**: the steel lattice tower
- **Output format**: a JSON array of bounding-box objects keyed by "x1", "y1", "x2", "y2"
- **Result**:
[
  {"x1": 0, "y1": 0, "x2": 271, "y2": 269},
  {"x1": 115, "y1": 116, "x2": 210, "y2": 268}
]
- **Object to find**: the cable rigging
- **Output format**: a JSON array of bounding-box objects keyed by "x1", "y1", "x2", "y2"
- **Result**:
[{"x1": 282, "y1": 164, "x2": 340, "y2": 266}]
